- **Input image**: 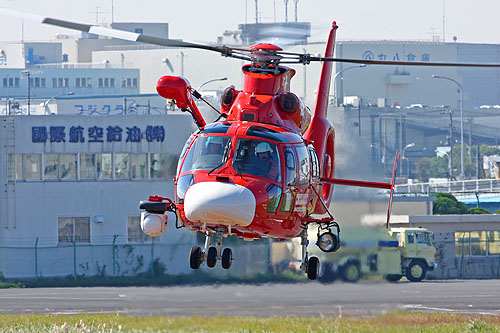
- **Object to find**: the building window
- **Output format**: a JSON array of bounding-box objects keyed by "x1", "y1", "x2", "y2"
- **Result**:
[
  {"x1": 76, "y1": 78, "x2": 80, "y2": 88},
  {"x1": 7, "y1": 154, "x2": 23, "y2": 180},
  {"x1": 58, "y1": 217, "x2": 90, "y2": 243},
  {"x1": 131, "y1": 154, "x2": 147, "y2": 179},
  {"x1": 98, "y1": 78, "x2": 103, "y2": 88},
  {"x1": 114, "y1": 153, "x2": 130, "y2": 179},
  {"x1": 34, "y1": 77, "x2": 40, "y2": 88},
  {"x1": 41, "y1": 78, "x2": 45, "y2": 88},
  {"x1": 150, "y1": 153, "x2": 169, "y2": 179},
  {"x1": 26, "y1": 154, "x2": 41, "y2": 180},
  {"x1": 132, "y1": 78, "x2": 138, "y2": 88},
  {"x1": 127, "y1": 216, "x2": 150, "y2": 243},
  {"x1": 52, "y1": 78, "x2": 57, "y2": 88},
  {"x1": 64, "y1": 78, "x2": 69, "y2": 87},
  {"x1": 488, "y1": 231, "x2": 500, "y2": 255},
  {"x1": 104, "y1": 78, "x2": 109, "y2": 87},
  {"x1": 60, "y1": 154, "x2": 77, "y2": 180},
  {"x1": 44, "y1": 154, "x2": 59, "y2": 180},
  {"x1": 110, "y1": 78, "x2": 115, "y2": 87},
  {"x1": 3, "y1": 77, "x2": 20, "y2": 88},
  {"x1": 80, "y1": 154, "x2": 95, "y2": 179},
  {"x1": 86, "y1": 78, "x2": 92, "y2": 87},
  {"x1": 470, "y1": 231, "x2": 487, "y2": 256},
  {"x1": 96, "y1": 153, "x2": 112, "y2": 179},
  {"x1": 455, "y1": 231, "x2": 493, "y2": 256}
]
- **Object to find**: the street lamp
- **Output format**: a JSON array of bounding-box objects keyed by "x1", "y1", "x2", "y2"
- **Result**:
[
  {"x1": 402, "y1": 142, "x2": 415, "y2": 178},
  {"x1": 436, "y1": 148, "x2": 453, "y2": 180},
  {"x1": 432, "y1": 75, "x2": 464, "y2": 180},
  {"x1": 333, "y1": 64, "x2": 366, "y2": 107},
  {"x1": 41, "y1": 91, "x2": 74, "y2": 115},
  {"x1": 197, "y1": 77, "x2": 227, "y2": 91}
]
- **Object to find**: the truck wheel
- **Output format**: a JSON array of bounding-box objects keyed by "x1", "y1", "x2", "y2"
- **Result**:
[
  {"x1": 385, "y1": 274, "x2": 402, "y2": 282},
  {"x1": 406, "y1": 261, "x2": 427, "y2": 282},
  {"x1": 340, "y1": 261, "x2": 360, "y2": 282},
  {"x1": 318, "y1": 262, "x2": 337, "y2": 283}
]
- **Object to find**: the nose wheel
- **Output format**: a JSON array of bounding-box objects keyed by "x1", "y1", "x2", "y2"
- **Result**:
[{"x1": 189, "y1": 228, "x2": 233, "y2": 270}]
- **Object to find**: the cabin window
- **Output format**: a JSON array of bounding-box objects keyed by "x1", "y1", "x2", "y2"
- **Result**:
[{"x1": 233, "y1": 138, "x2": 281, "y2": 182}]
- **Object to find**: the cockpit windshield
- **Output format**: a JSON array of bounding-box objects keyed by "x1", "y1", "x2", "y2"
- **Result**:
[
  {"x1": 233, "y1": 138, "x2": 281, "y2": 182},
  {"x1": 180, "y1": 136, "x2": 231, "y2": 173}
]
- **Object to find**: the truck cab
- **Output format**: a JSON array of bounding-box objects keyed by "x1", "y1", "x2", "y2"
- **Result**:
[{"x1": 381, "y1": 227, "x2": 437, "y2": 282}]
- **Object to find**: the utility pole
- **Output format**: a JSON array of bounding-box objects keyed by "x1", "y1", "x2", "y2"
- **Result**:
[
  {"x1": 255, "y1": 0, "x2": 259, "y2": 23},
  {"x1": 449, "y1": 110, "x2": 454, "y2": 179},
  {"x1": 294, "y1": 0, "x2": 299, "y2": 22},
  {"x1": 284, "y1": 0, "x2": 289, "y2": 22}
]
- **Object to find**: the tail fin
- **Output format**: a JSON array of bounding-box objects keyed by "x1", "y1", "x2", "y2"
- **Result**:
[{"x1": 313, "y1": 21, "x2": 338, "y2": 120}]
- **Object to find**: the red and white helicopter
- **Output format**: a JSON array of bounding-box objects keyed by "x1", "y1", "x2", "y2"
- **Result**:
[{"x1": 3, "y1": 8, "x2": 500, "y2": 279}]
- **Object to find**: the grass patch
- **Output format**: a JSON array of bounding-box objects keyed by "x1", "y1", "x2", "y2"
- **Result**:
[
  {"x1": 0, "y1": 312, "x2": 499, "y2": 332},
  {"x1": 11, "y1": 270, "x2": 307, "y2": 289}
]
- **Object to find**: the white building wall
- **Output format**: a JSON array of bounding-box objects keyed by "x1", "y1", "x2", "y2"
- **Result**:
[{"x1": 0, "y1": 113, "x2": 199, "y2": 278}]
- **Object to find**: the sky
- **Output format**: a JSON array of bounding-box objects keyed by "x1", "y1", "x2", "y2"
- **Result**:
[{"x1": 0, "y1": 0, "x2": 499, "y2": 45}]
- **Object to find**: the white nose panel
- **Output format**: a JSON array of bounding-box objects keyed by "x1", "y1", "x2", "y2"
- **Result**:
[{"x1": 184, "y1": 182, "x2": 256, "y2": 227}]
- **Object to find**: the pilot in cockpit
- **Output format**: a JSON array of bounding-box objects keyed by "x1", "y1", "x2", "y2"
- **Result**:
[
  {"x1": 204, "y1": 136, "x2": 224, "y2": 156},
  {"x1": 255, "y1": 142, "x2": 279, "y2": 181}
]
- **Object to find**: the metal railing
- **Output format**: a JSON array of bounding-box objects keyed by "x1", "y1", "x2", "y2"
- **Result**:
[{"x1": 395, "y1": 179, "x2": 500, "y2": 194}]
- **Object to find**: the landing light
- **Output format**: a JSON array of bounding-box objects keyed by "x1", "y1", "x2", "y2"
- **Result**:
[{"x1": 317, "y1": 232, "x2": 339, "y2": 253}]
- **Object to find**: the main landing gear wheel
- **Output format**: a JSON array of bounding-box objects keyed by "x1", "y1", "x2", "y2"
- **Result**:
[
  {"x1": 307, "y1": 256, "x2": 320, "y2": 280},
  {"x1": 189, "y1": 246, "x2": 203, "y2": 269},
  {"x1": 221, "y1": 248, "x2": 233, "y2": 269},
  {"x1": 206, "y1": 246, "x2": 217, "y2": 268}
]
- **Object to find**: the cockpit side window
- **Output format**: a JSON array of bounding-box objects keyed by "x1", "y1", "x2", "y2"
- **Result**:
[
  {"x1": 283, "y1": 146, "x2": 297, "y2": 186},
  {"x1": 309, "y1": 146, "x2": 320, "y2": 182},
  {"x1": 295, "y1": 144, "x2": 310, "y2": 185},
  {"x1": 180, "y1": 136, "x2": 231, "y2": 173},
  {"x1": 233, "y1": 138, "x2": 281, "y2": 182}
]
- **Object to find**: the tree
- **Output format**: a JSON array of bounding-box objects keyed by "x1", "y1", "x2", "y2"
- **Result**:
[
  {"x1": 432, "y1": 193, "x2": 467, "y2": 215},
  {"x1": 467, "y1": 207, "x2": 490, "y2": 214}
]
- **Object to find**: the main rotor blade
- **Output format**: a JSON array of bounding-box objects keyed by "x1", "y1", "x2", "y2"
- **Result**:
[
  {"x1": 307, "y1": 56, "x2": 500, "y2": 67},
  {"x1": 0, "y1": 8, "x2": 238, "y2": 55}
]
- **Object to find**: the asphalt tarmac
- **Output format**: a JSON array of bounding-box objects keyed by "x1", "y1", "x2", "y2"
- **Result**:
[{"x1": 1, "y1": 280, "x2": 500, "y2": 316}]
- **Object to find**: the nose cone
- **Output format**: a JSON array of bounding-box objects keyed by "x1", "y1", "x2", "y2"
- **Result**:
[{"x1": 184, "y1": 182, "x2": 256, "y2": 227}]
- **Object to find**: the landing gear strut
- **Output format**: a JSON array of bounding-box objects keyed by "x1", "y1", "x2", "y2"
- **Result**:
[
  {"x1": 300, "y1": 226, "x2": 320, "y2": 280},
  {"x1": 189, "y1": 228, "x2": 233, "y2": 270}
]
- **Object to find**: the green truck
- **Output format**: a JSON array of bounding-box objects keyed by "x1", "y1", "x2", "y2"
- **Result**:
[{"x1": 272, "y1": 227, "x2": 437, "y2": 282}]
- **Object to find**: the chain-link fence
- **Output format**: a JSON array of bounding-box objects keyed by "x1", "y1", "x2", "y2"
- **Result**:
[{"x1": 0, "y1": 237, "x2": 271, "y2": 280}]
